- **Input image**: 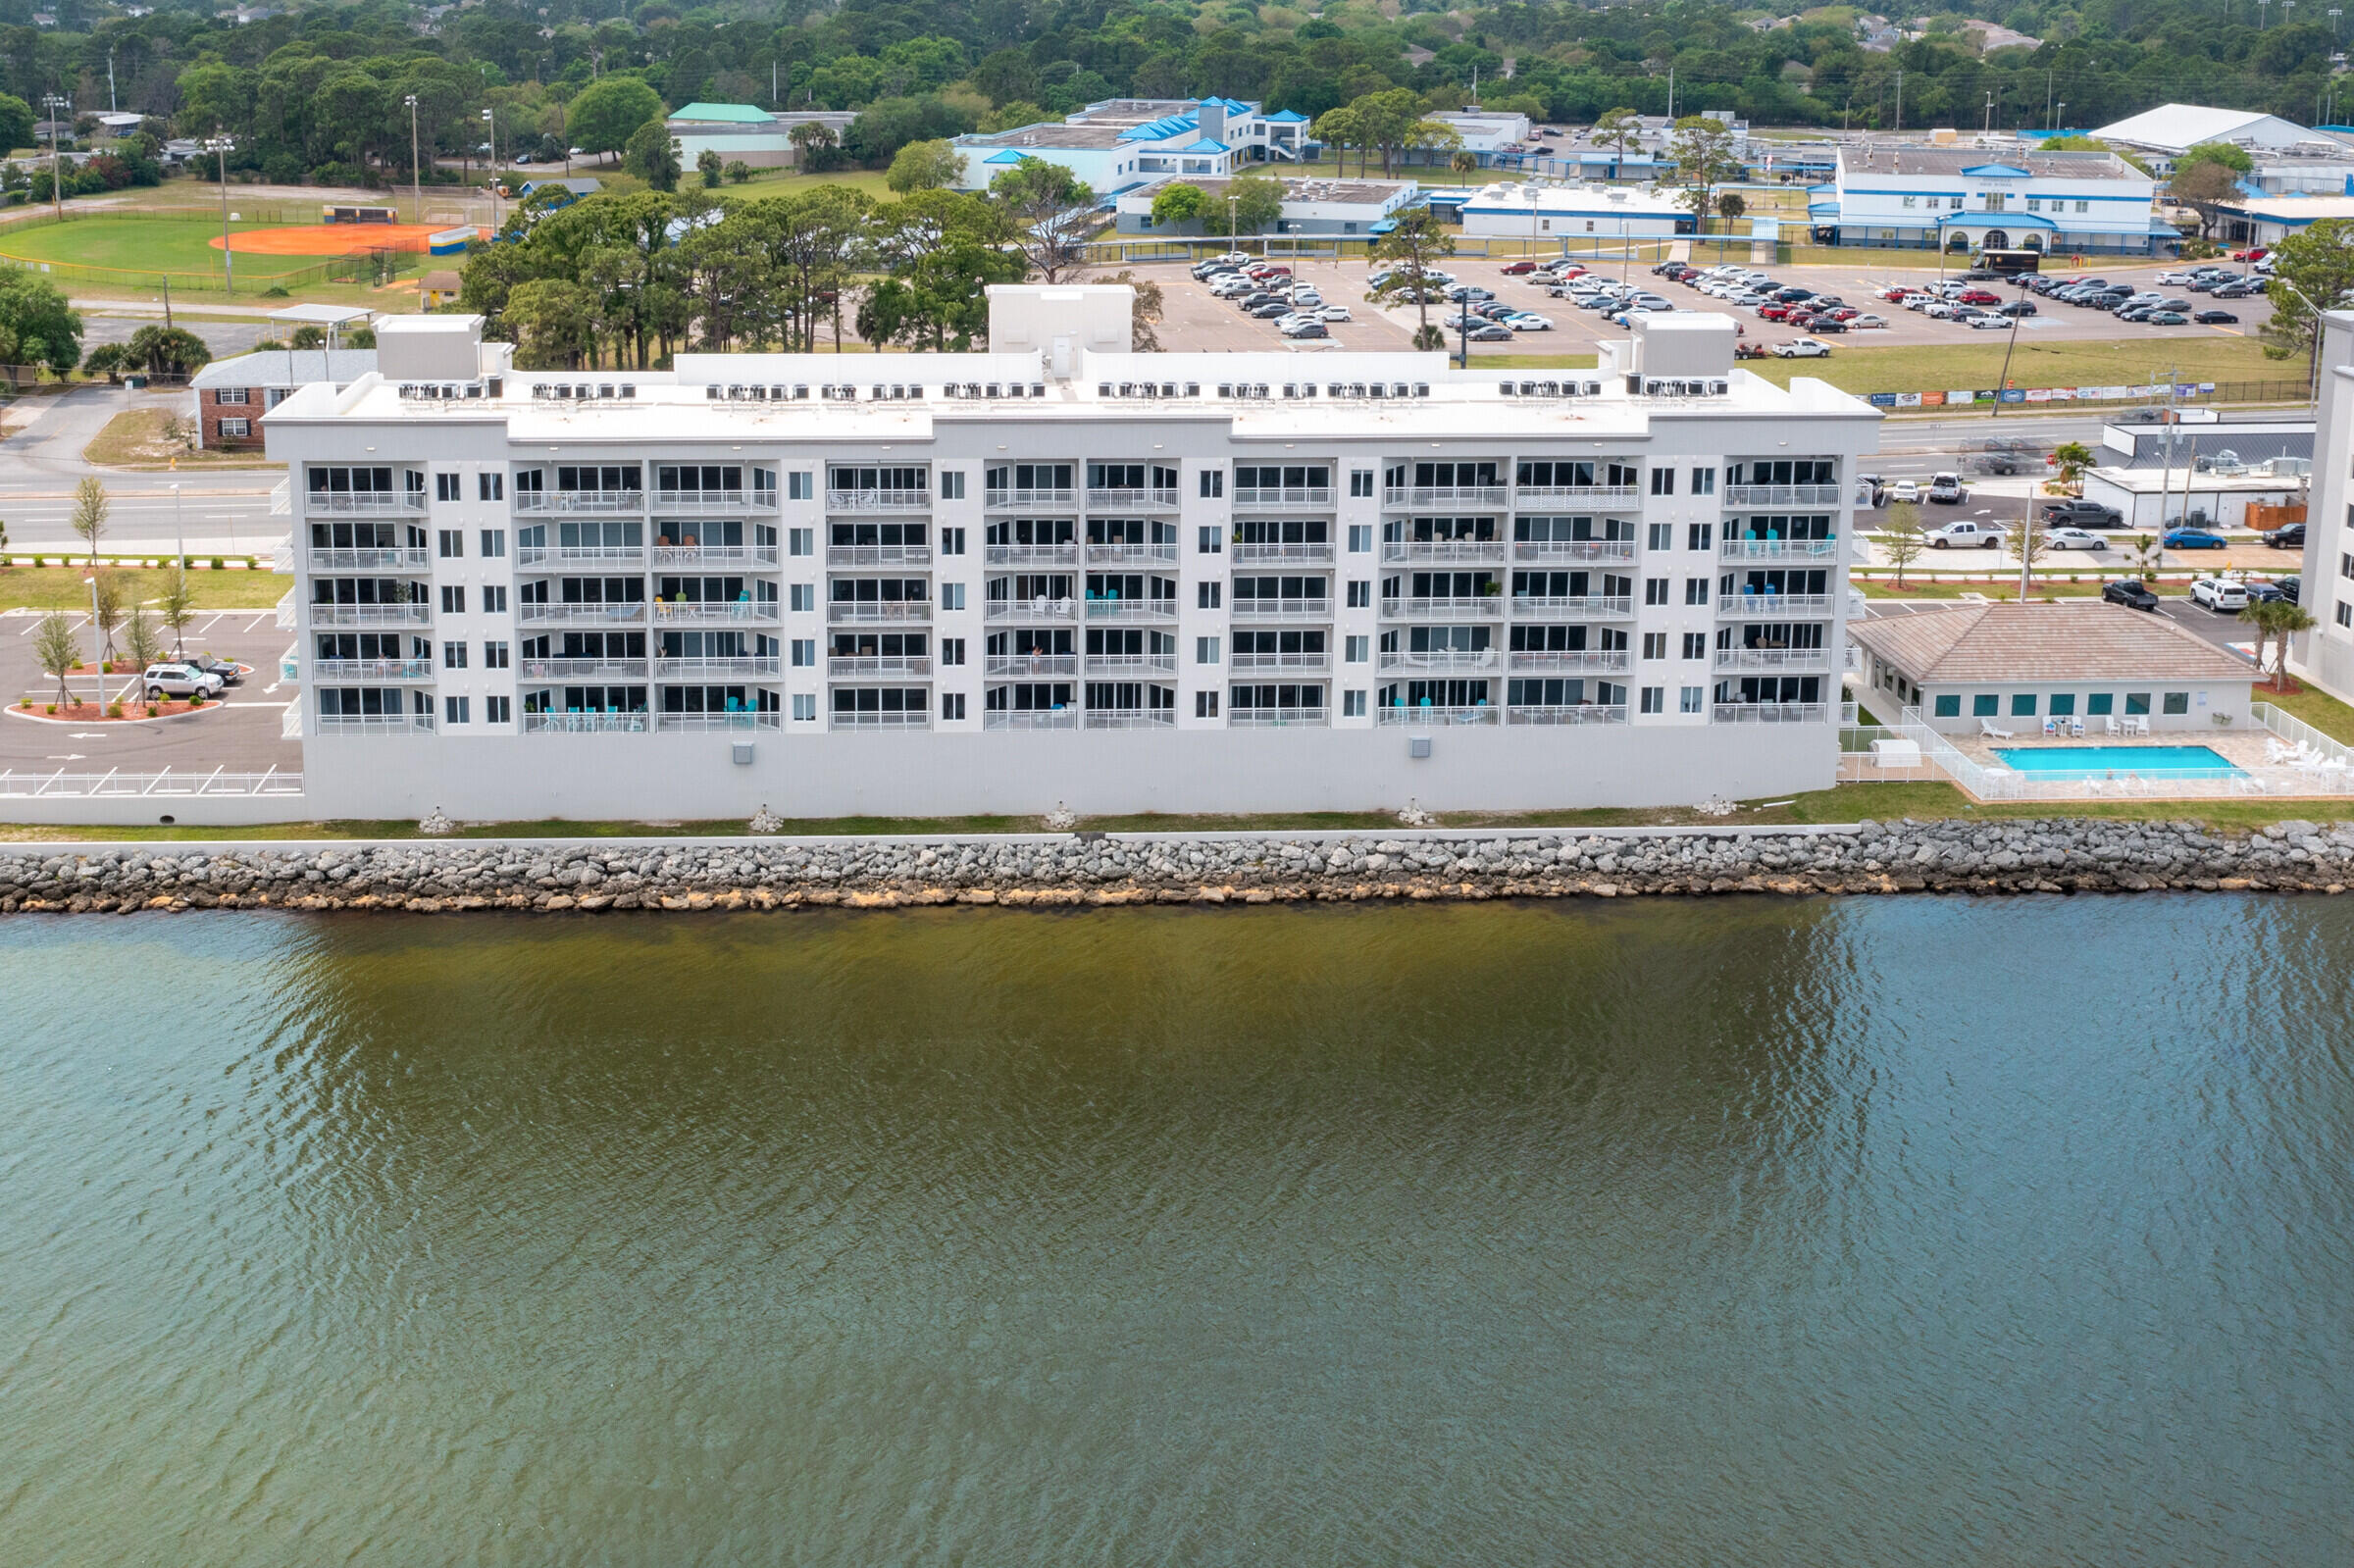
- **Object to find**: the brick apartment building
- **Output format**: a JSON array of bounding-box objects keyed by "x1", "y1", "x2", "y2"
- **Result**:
[{"x1": 189, "y1": 349, "x2": 378, "y2": 450}]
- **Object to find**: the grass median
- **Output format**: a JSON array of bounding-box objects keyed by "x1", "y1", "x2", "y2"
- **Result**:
[
  {"x1": 1, "y1": 564, "x2": 281, "y2": 613},
  {"x1": 1740, "y1": 332, "x2": 2285, "y2": 395}
]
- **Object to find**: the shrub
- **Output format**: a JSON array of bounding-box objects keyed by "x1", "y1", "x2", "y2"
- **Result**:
[
  {"x1": 209, "y1": 557, "x2": 224, "y2": 571},
  {"x1": 44, "y1": 704, "x2": 55, "y2": 714},
  {"x1": 145, "y1": 704, "x2": 157, "y2": 717},
  {"x1": 261, "y1": 285, "x2": 291, "y2": 298},
  {"x1": 106, "y1": 701, "x2": 122, "y2": 718},
  {"x1": 188, "y1": 690, "x2": 204, "y2": 706},
  {"x1": 17, "y1": 697, "x2": 26, "y2": 709}
]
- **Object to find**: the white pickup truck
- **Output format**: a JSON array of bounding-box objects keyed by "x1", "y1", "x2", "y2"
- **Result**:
[{"x1": 1925, "y1": 519, "x2": 2002, "y2": 549}]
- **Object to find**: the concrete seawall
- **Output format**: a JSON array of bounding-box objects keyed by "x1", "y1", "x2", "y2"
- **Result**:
[{"x1": 5, "y1": 819, "x2": 2353, "y2": 912}]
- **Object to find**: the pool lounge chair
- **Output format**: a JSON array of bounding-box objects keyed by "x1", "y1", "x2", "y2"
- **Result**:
[{"x1": 1978, "y1": 717, "x2": 2015, "y2": 739}]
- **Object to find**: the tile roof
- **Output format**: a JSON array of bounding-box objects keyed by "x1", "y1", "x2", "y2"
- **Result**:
[
  {"x1": 1849, "y1": 602, "x2": 2253, "y2": 683},
  {"x1": 669, "y1": 102, "x2": 775, "y2": 125}
]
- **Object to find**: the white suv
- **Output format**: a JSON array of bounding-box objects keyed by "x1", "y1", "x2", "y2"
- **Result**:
[
  {"x1": 2190, "y1": 577, "x2": 2249, "y2": 612},
  {"x1": 142, "y1": 662, "x2": 227, "y2": 700}
]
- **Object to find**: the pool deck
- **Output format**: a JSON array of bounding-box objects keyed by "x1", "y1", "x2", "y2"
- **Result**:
[
  {"x1": 1951, "y1": 729, "x2": 2354, "y2": 799},
  {"x1": 1955, "y1": 731, "x2": 2272, "y2": 774}
]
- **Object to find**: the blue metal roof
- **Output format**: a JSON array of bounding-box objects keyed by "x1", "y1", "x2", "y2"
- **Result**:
[
  {"x1": 1264, "y1": 109, "x2": 1308, "y2": 123},
  {"x1": 1118, "y1": 115, "x2": 1198, "y2": 142},
  {"x1": 1178, "y1": 138, "x2": 1230, "y2": 154},
  {"x1": 984, "y1": 149, "x2": 1027, "y2": 164}
]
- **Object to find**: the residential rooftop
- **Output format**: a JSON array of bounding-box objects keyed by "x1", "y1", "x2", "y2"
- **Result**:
[{"x1": 1850, "y1": 602, "x2": 2252, "y2": 683}]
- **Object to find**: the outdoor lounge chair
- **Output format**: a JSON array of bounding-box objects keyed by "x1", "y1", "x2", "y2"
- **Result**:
[{"x1": 1978, "y1": 717, "x2": 2015, "y2": 739}]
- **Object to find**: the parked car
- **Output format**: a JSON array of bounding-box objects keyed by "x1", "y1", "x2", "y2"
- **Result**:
[
  {"x1": 1500, "y1": 260, "x2": 1540, "y2": 275},
  {"x1": 1888, "y1": 479, "x2": 1920, "y2": 504},
  {"x1": 1248, "y1": 301, "x2": 1292, "y2": 319},
  {"x1": 2241, "y1": 579, "x2": 2284, "y2": 603},
  {"x1": 1927, "y1": 473, "x2": 1968, "y2": 504},
  {"x1": 2263, "y1": 522, "x2": 2305, "y2": 549},
  {"x1": 1279, "y1": 320, "x2": 1328, "y2": 338},
  {"x1": 190, "y1": 654, "x2": 243, "y2": 686},
  {"x1": 2192, "y1": 309, "x2": 2240, "y2": 325},
  {"x1": 1444, "y1": 284, "x2": 1496, "y2": 302},
  {"x1": 1506, "y1": 313, "x2": 1554, "y2": 331},
  {"x1": 1808, "y1": 318, "x2": 1849, "y2": 333},
  {"x1": 1926, "y1": 519, "x2": 2001, "y2": 548},
  {"x1": 2213, "y1": 281, "x2": 2263, "y2": 298},
  {"x1": 2045, "y1": 527, "x2": 2109, "y2": 551},
  {"x1": 1967, "y1": 313, "x2": 2012, "y2": 329},
  {"x1": 2279, "y1": 575, "x2": 2302, "y2": 604},
  {"x1": 2190, "y1": 576, "x2": 2250, "y2": 611},
  {"x1": 1770, "y1": 337, "x2": 1831, "y2": 358},
  {"x1": 2145, "y1": 311, "x2": 2191, "y2": 327},
  {"x1": 141, "y1": 663, "x2": 226, "y2": 701},
  {"x1": 1317, "y1": 305, "x2": 1352, "y2": 323},
  {"x1": 1849, "y1": 313, "x2": 1890, "y2": 329},
  {"x1": 1956, "y1": 288, "x2": 2001, "y2": 306},
  {"x1": 2103, "y1": 579, "x2": 2162, "y2": 610},
  {"x1": 1856, "y1": 474, "x2": 1888, "y2": 507},
  {"x1": 2164, "y1": 527, "x2": 2229, "y2": 549},
  {"x1": 1466, "y1": 323, "x2": 1515, "y2": 341},
  {"x1": 2043, "y1": 500, "x2": 2123, "y2": 529},
  {"x1": 1998, "y1": 300, "x2": 2037, "y2": 317}
]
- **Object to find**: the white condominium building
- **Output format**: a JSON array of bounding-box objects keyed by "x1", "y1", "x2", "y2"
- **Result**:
[{"x1": 263, "y1": 290, "x2": 1878, "y2": 820}]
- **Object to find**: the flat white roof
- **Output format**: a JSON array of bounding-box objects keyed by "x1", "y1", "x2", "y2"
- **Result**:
[{"x1": 268, "y1": 304, "x2": 373, "y2": 327}]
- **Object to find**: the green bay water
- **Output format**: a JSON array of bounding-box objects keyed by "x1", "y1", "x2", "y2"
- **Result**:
[{"x1": 1, "y1": 899, "x2": 2349, "y2": 1566}]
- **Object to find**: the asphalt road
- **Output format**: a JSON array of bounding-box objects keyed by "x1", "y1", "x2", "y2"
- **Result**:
[{"x1": 2, "y1": 384, "x2": 282, "y2": 555}]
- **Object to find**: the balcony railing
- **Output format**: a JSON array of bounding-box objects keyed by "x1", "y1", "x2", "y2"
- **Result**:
[
  {"x1": 1233, "y1": 485, "x2": 1334, "y2": 508},
  {"x1": 1227, "y1": 708, "x2": 1327, "y2": 728},
  {"x1": 1510, "y1": 594, "x2": 1634, "y2": 618},
  {"x1": 1086, "y1": 541, "x2": 1179, "y2": 564},
  {"x1": 1718, "y1": 537, "x2": 1839, "y2": 562},
  {"x1": 1087, "y1": 652, "x2": 1177, "y2": 675},
  {"x1": 304, "y1": 490, "x2": 425, "y2": 514},
  {"x1": 1230, "y1": 597, "x2": 1332, "y2": 620},
  {"x1": 986, "y1": 653, "x2": 1079, "y2": 678},
  {"x1": 1513, "y1": 484, "x2": 1641, "y2": 507},
  {"x1": 1714, "y1": 647, "x2": 1832, "y2": 673},
  {"x1": 1084, "y1": 598, "x2": 1178, "y2": 621},
  {"x1": 1086, "y1": 487, "x2": 1180, "y2": 510},
  {"x1": 983, "y1": 709, "x2": 1078, "y2": 730},
  {"x1": 985, "y1": 598, "x2": 1077, "y2": 622},
  {"x1": 1724, "y1": 483, "x2": 1842, "y2": 507},
  {"x1": 827, "y1": 655, "x2": 931, "y2": 679},
  {"x1": 1230, "y1": 651, "x2": 1330, "y2": 673},
  {"x1": 985, "y1": 486, "x2": 1075, "y2": 510},
  {"x1": 316, "y1": 713, "x2": 435, "y2": 734},
  {"x1": 311, "y1": 657, "x2": 432, "y2": 681},
  {"x1": 827, "y1": 600, "x2": 931, "y2": 624},
  {"x1": 652, "y1": 599, "x2": 784, "y2": 625},
  {"x1": 517, "y1": 545, "x2": 646, "y2": 568},
  {"x1": 1512, "y1": 540, "x2": 1638, "y2": 564},
  {"x1": 1510, "y1": 703, "x2": 1629, "y2": 725},
  {"x1": 1232, "y1": 541, "x2": 1334, "y2": 565},
  {"x1": 830, "y1": 710, "x2": 931, "y2": 730},
  {"x1": 522, "y1": 710, "x2": 649, "y2": 733},
  {"x1": 518, "y1": 601, "x2": 647, "y2": 626},
  {"x1": 523, "y1": 657, "x2": 649, "y2": 681},
  {"x1": 270, "y1": 480, "x2": 290, "y2": 516},
  {"x1": 1376, "y1": 704, "x2": 1500, "y2": 726},
  {"x1": 1508, "y1": 650, "x2": 1630, "y2": 674},
  {"x1": 1718, "y1": 593, "x2": 1834, "y2": 616},
  {"x1": 308, "y1": 546, "x2": 430, "y2": 571},
  {"x1": 309, "y1": 602, "x2": 433, "y2": 628},
  {"x1": 1713, "y1": 702, "x2": 1831, "y2": 724},
  {"x1": 655, "y1": 543, "x2": 779, "y2": 567},
  {"x1": 1382, "y1": 539, "x2": 1507, "y2": 564},
  {"x1": 1380, "y1": 596, "x2": 1503, "y2": 620},
  {"x1": 1379, "y1": 649, "x2": 1500, "y2": 673},
  {"x1": 827, "y1": 489, "x2": 930, "y2": 513},
  {"x1": 1383, "y1": 485, "x2": 1507, "y2": 508},
  {"x1": 984, "y1": 543, "x2": 1078, "y2": 566},
  {"x1": 657, "y1": 656, "x2": 784, "y2": 679},
  {"x1": 276, "y1": 589, "x2": 296, "y2": 631},
  {"x1": 826, "y1": 544, "x2": 931, "y2": 568},
  {"x1": 271, "y1": 538, "x2": 294, "y2": 575},
  {"x1": 655, "y1": 711, "x2": 783, "y2": 732},
  {"x1": 652, "y1": 488, "x2": 778, "y2": 512},
  {"x1": 1084, "y1": 709, "x2": 1177, "y2": 729},
  {"x1": 514, "y1": 490, "x2": 644, "y2": 513}
]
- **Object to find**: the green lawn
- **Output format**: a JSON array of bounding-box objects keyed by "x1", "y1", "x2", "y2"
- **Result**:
[
  {"x1": 0, "y1": 564, "x2": 281, "y2": 612},
  {"x1": 1741, "y1": 332, "x2": 2292, "y2": 396},
  {"x1": 0, "y1": 215, "x2": 336, "y2": 283},
  {"x1": 711, "y1": 169, "x2": 899, "y2": 204}
]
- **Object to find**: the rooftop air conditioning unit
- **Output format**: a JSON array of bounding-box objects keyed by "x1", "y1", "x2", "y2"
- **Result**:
[
  {"x1": 596, "y1": 383, "x2": 614, "y2": 398},
  {"x1": 984, "y1": 383, "x2": 1001, "y2": 398},
  {"x1": 1412, "y1": 382, "x2": 1430, "y2": 397},
  {"x1": 1216, "y1": 382, "x2": 1235, "y2": 397},
  {"x1": 794, "y1": 384, "x2": 810, "y2": 400},
  {"x1": 1500, "y1": 381, "x2": 1519, "y2": 396},
  {"x1": 1031, "y1": 382, "x2": 1047, "y2": 397},
  {"x1": 619, "y1": 384, "x2": 636, "y2": 399},
  {"x1": 1368, "y1": 384, "x2": 1387, "y2": 399},
  {"x1": 704, "y1": 385, "x2": 721, "y2": 400},
  {"x1": 1099, "y1": 382, "x2": 1114, "y2": 397},
  {"x1": 1184, "y1": 382, "x2": 1200, "y2": 396},
  {"x1": 1161, "y1": 382, "x2": 1179, "y2": 397}
]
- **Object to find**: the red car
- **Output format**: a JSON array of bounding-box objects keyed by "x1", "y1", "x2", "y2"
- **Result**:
[
  {"x1": 1879, "y1": 285, "x2": 1914, "y2": 302},
  {"x1": 1825, "y1": 306, "x2": 1861, "y2": 322},
  {"x1": 1500, "y1": 260, "x2": 1539, "y2": 276},
  {"x1": 1758, "y1": 303, "x2": 1793, "y2": 321},
  {"x1": 1957, "y1": 288, "x2": 2000, "y2": 306},
  {"x1": 2231, "y1": 246, "x2": 2269, "y2": 261}
]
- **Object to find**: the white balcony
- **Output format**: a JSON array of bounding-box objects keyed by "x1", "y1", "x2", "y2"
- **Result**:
[
  {"x1": 1084, "y1": 708, "x2": 1177, "y2": 729},
  {"x1": 985, "y1": 543, "x2": 1077, "y2": 566},
  {"x1": 1724, "y1": 484, "x2": 1842, "y2": 507},
  {"x1": 1230, "y1": 651, "x2": 1330, "y2": 673},
  {"x1": 1713, "y1": 702, "x2": 1831, "y2": 724},
  {"x1": 1379, "y1": 649, "x2": 1500, "y2": 673},
  {"x1": 828, "y1": 599, "x2": 932, "y2": 624},
  {"x1": 1232, "y1": 541, "x2": 1334, "y2": 565},
  {"x1": 310, "y1": 602, "x2": 433, "y2": 628},
  {"x1": 271, "y1": 538, "x2": 294, "y2": 574},
  {"x1": 1376, "y1": 704, "x2": 1500, "y2": 726},
  {"x1": 657, "y1": 656, "x2": 784, "y2": 679},
  {"x1": 826, "y1": 543, "x2": 932, "y2": 567},
  {"x1": 1381, "y1": 596, "x2": 1503, "y2": 620},
  {"x1": 987, "y1": 653, "x2": 1078, "y2": 678},
  {"x1": 985, "y1": 597, "x2": 1077, "y2": 622},
  {"x1": 827, "y1": 655, "x2": 931, "y2": 679},
  {"x1": 655, "y1": 599, "x2": 782, "y2": 625},
  {"x1": 1383, "y1": 485, "x2": 1507, "y2": 508},
  {"x1": 653, "y1": 542, "x2": 779, "y2": 567},
  {"x1": 1230, "y1": 596, "x2": 1332, "y2": 620},
  {"x1": 1718, "y1": 537, "x2": 1839, "y2": 562},
  {"x1": 1718, "y1": 593, "x2": 1834, "y2": 616},
  {"x1": 1086, "y1": 541, "x2": 1178, "y2": 564},
  {"x1": 1509, "y1": 594, "x2": 1634, "y2": 618},
  {"x1": 1084, "y1": 598, "x2": 1178, "y2": 621},
  {"x1": 1513, "y1": 484, "x2": 1641, "y2": 507},
  {"x1": 1510, "y1": 703, "x2": 1628, "y2": 725},
  {"x1": 514, "y1": 490, "x2": 645, "y2": 514},
  {"x1": 518, "y1": 601, "x2": 646, "y2": 627},
  {"x1": 1714, "y1": 647, "x2": 1832, "y2": 673},
  {"x1": 1233, "y1": 485, "x2": 1334, "y2": 508},
  {"x1": 983, "y1": 709, "x2": 1078, "y2": 730},
  {"x1": 830, "y1": 710, "x2": 931, "y2": 730},
  {"x1": 269, "y1": 479, "x2": 290, "y2": 516},
  {"x1": 653, "y1": 488, "x2": 777, "y2": 512},
  {"x1": 303, "y1": 490, "x2": 424, "y2": 515},
  {"x1": 308, "y1": 545, "x2": 432, "y2": 571},
  {"x1": 827, "y1": 489, "x2": 930, "y2": 513},
  {"x1": 1512, "y1": 540, "x2": 1638, "y2": 564},
  {"x1": 312, "y1": 657, "x2": 433, "y2": 681},
  {"x1": 1087, "y1": 652, "x2": 1177, "y2": 675},
  {"x1": 1227, "y1": 708, "x2": 1327, "y2": 728},
  {"x1": 1508, "y1": 650, "x2": 1630, "y2": 675},
  {"x1": 1381, "y1": 539, "x2": 1507, "y2": 564},
  {"x1": 1086, "y1": 487, "x2": 1180, "y2": 510},
  {"x1": 316, "y1": 713, "x2": 435, "y2": 734},
  {"x1": 655, "y1": 711, "x2": 783, "y2": 732},
  {"x1": 518, "y1": 545, "x2": 646, "y2": 568},
  {"x1": 523, "y1": 657, "x2": 649, "y2": 681},
  {"x1": 523, "y1": 710, "x2": 650, "y2": 733},
  {"x1": 276, "y1": 588, "x2": 297, "y2": 631},
  {"x1": 986, "y1": 487, "x2": 1076, "y2": 510}
]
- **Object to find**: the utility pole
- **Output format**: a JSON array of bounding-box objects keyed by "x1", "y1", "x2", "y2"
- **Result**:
[
  {"x1": 405, "y1": 94, "x2": 422, "y2": 225},
  {"x1": 207, "y1": 133, "x2": 235, "y2": 295},
  {"x1": 108, "y1": 53, "x2": 116, "y2": 115},
  {"x1": 1894, "y1": 71, "x2": 1904, "y2": 135},
  {"x1": 483, "y1": 106, "x2": 500, "y2": 228},
  {"x1": 1666, "y1": 66, "x2": 1674, "y2": 122},
  {"x1": 1984, "y1": 90, "x2": 1996, "y2": 134},
  {"x1": 42, "y1": 93, "x2": 68, "y2": 221}
]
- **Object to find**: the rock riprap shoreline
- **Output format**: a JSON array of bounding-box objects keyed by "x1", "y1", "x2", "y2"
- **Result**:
[{"x1": 5, "y1": 819, "x2": 2353, "y2": 912}]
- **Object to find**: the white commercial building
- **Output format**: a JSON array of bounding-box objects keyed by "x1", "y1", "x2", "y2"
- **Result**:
[
  {"x1": 663, "y1": 104, "x2": 857, "y2": 170},
  {"x1": 260, "y1": 293, "x2": 1877, "y2": 822},
  {"x1": 2290, "y1": 310, "x2": 2354, "y2": 701},
  {"x1": 1115, "y1": 176, "x2": 1417, "y2": 236},
  {"x1": 2091, "y1": 103, "x2": 2321, "y2": 161},
  {"x1": 1809, "y1": 144, "x2": 2163, "y2": 254},
  {"x1": 952, "y1": 99, "x2": 1308, "y2": 195},
  {"x1": 1456, "y1": 180, "x2": 1694, "y2": 242}
]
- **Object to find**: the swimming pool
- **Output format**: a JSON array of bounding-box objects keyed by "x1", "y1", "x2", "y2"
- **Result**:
[{"x1": 1993, "y1": 744, "x2": 2244, "y2": 780}]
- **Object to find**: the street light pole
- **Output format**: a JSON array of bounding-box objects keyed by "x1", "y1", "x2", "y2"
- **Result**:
[
  {"x1": 482, "y1": 107, "x2": 500, "y2": 228},
  {"x1": 206, "y1": 132, "x2": 235, "y2": 296},
  {"x1": 42, "y1": 93, "x2": 68, "y2": 222},
  {"x1": 405, "y1": 94, "x2": 421, "y2": 225},
  {"x1": 86, "y1": 572, "x2": 104, "y2": 713},
  {"x1": 173, "y1": 481, "x2": 183, "y2": 570}
]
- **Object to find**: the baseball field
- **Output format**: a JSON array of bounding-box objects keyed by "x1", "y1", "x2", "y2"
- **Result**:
[{"x1": 0, "y1": 212, "x2": 459, "y2": 289}]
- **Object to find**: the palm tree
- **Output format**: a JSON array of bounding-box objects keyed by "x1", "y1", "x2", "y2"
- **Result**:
[
  {"x1": 2238, "y1": 599, "x2": 2278, "y2": 686},
  {"x1": 2265, "y1": 601, "x2": 2317, "y2": 689}
]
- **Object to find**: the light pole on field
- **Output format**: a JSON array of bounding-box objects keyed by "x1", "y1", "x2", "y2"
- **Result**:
[
  {"x1": 206, "y1": 133, "x2": 235, "y2": 296},
  {"x1": 483, "y1": 107, "x2": 500, "y2": 228},
  {"x1": 405, "y1": 94, "x2": 422, "y2": 225},
  {"x1": 42, "y1": 93, "x2": 69, "y2": 222}
]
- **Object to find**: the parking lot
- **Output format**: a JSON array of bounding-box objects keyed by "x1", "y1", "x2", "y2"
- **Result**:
[
  {"x1": 1147, "y1": 253, "x2": 2274, "y2": 362},
  {"x1": 0, "y1": 607, "x2": 300, "y2": 777}
]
